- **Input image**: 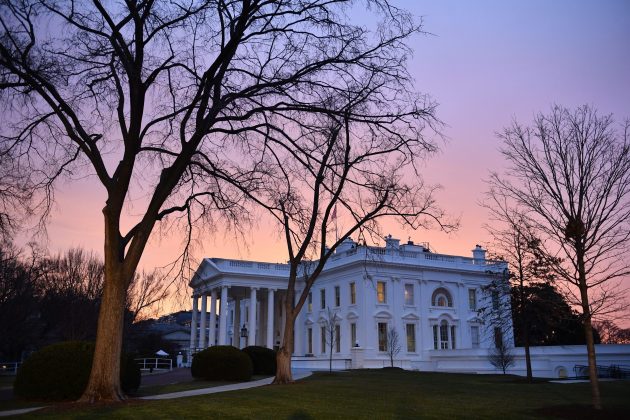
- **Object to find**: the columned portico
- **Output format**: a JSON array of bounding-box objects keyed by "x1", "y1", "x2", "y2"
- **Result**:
[
  {"x1": 209, "y1": 289, "x2": 217, "y2": 346},
  {"x1": 219, "y1": 286, "x2": 229, "y2": 345},
  {"x1": 199, "y1": 293, "x2": 207, "y2": 348},
  {"x1": 248, "y1": 287, "x2": 258, "y2": 346},
  {"x1": 190, "y1": 295, "x2": 199, "y2": 349}
]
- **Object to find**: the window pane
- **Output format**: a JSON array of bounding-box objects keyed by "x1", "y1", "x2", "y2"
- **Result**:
[
  {"x1": 433, "y1": 325, "x2": 438, "y2": 350},
  {"x1": 321, "y1": 326, "x2": 326, "y2": 353},
  {"x1": 377, "y1": 281, "x2": 386, "y2": 303},
  {"x1": 335, "y1": 325, "x2": 341, "y2": 353},
  {"x1": 351, "y1": 323, "x2": 357, "y2": 348},
  {"x1": 404, "y1": 284, "x2": 414, "y2": 305},
  {"x1": 378, "y1": 322, "x2": 387, "y2": 351},
  {"x1": 440, "y1": 322, "x2": 449, "y2": 349},
  {"x1": 471, "y1": 326, "x2": 479, "y2": 349},
  {"x1": 406, "y1": 324, "x2": 416, "y2": 352},
  {"x1": 308, "y1": 292, "x2": 312, "y2": 312},
  {"x1": 451, "y1": 326, "x2": 456, "y2": 350},
  {"x1": 308, "y1": 328, "x2": 313, "y2": 354},
  {"x1": 350, "y1": 282, "x2": 356, "y2": 305},
  {"x1": 335, "y1": 286, "x2": 340, "y2": 307},
  {"x1": 321, "y1": 289, "x2": 326, "y2": 309},
  {"x1": 468, "y1": 289, "x2": 477, "y2": 311},
  {"x1": 492, "y1": 291, "x2": 500, "y2": 310}
]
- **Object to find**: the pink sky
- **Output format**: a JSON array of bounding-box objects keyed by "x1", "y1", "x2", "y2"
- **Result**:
[{"x1": 25, "y1": 0, "x2": 630, "y2": 313}]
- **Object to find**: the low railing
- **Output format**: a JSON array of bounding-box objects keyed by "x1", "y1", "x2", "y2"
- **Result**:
[
  {"x1": 573, "y1": 364, "x2": 630, "y2": 379},
  {"x1": 0, "y1": 362, "x2": 20, "y2": 375},
  {"x1": 134, "y1": 358, "x2": 172, "y2": 372}
]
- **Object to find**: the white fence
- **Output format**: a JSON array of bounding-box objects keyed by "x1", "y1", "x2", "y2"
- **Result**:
[
  {"x1": 0, "y1": 362, "x2": 20, "y2": 375},
  {"x1": 134, "y1": 358, "x2": 172, "y2": 372}
]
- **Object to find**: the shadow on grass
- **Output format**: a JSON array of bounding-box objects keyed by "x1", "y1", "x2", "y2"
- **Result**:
[{"x1": 534, "y1": 404, "x2": 629, "y2": 419}]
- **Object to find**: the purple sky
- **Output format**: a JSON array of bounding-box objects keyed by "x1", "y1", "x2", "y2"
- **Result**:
[{"x1": 33, "y1": 0, "x2": 630, "y2": 312}]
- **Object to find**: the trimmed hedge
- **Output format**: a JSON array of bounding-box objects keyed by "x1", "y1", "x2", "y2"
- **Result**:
[
  {"x1": 242, "y1": 346, "x2": 276, "y2": 375},
  {"x1": 14, "y1": 341, "x2": 140, "y2": 400},
  {"x1": 191, "y1": 346, "x2": 252, "y2": 381}
]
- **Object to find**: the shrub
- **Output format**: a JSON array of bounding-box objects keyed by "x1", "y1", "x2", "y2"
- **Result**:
[
  {"x1": 242, "y1": 346, "x2": 276, "y2": 375},
  {"x1": 191, "y1": 346, "x2": 252, "y2": 381},
  {"x1": 14, "y1": 341, "x2": 140, "y2": 400}
]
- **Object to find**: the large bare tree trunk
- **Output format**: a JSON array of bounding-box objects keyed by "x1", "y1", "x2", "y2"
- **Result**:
[
  {"x1": 79, "y1": 210, "x2": 134, "y2": 402},
  {"x1": 580, "y1": 286, "x2": 601, "y2": 410},
  {"x1": 273, "y1": 312, "x2": 295, "y2": 384},
  {"x1": 79, "y1": 267, "x2": 128, "y2": 402}
]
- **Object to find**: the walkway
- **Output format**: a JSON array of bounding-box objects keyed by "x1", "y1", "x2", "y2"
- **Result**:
[{"x1": 0, "y1": 370, "x2": 313, "y2": 417}]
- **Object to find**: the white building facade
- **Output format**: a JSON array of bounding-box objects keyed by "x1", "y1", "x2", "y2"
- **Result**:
[{"x1": 189, "y1": 236, "x2": 516, "y2": 370}]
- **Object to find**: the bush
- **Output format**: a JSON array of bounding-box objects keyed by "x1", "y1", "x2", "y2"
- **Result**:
[
  {"x1": 14, "y1": 341, "x2": 140, "y2": 400},
  {"x1": 242, "y1": 346, "x2": 276, "y2": 375},
  {"x1": 191, "y1": 346, "x2": 252, "y2": 381}
]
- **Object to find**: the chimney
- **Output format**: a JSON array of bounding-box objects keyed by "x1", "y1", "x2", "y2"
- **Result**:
[
  {"x1": 472, "y1": 245, "x2": 486, "y2": 264},
  {"x1": 385, "y1": 234, "x2": 400, "y2": 249}
]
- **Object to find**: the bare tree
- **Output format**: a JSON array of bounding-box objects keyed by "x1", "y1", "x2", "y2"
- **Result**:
[
  {"x1": 239, "y1": 105, "x2": 451, "y2": 383},
  {"x1": 0, "y1": 0, "x2": 435, "y2": 401},
  {"x1": 488, "y1": 105, "x2": 630, "y2": 409},
  {"x1": 385, "y1": 327, "x2": 401, "y2": 368},
  {"x1": 127, "y1": 270, "x2": 170, "y2": 323},
  {"x1": 321, "y1": 307, "x2": 339, "y2": 372},
  {"x1": 488, "y1": 338, "x2": 515, "y2": 375},
  {"x1": 482, "y1": 201, "x2": 558, "y2": 382}
]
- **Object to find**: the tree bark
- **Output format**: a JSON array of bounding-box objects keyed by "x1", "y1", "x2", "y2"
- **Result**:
[
  {"x1": 273, "y1": 311, "x2": 295, "y2": 384},
  {"x1": 79, "y1": 209, "x2": 134, "y2": 402},
  {"x1": 581, "y1": 287, "x2": 601, "y2": 410},
  {"x1": 79, "y1": 262, "x2": 128, "y2": 401}
]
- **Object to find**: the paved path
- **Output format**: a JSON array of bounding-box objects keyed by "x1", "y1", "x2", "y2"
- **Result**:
[
  {"x1": 141, "y1": 370, "x2": 312, "y2": 400},
  {"x1": 0, "y1": 370, "x2": 313, "y2": 417}
]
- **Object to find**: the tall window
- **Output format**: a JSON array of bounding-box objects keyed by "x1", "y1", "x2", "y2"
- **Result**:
[
  {"x1": 492, "y1": 291, "x2": 500, "y2": 310},
  {"x1": 350, "y1": 282, "x2": 356, "y2": 305},
  {"x1": 335, "y1": 325, "x2": 341, "y2": 353},
  {"x1": 350, "y1": 322, "x2": 357, "y2": 348},
  {"x1": 308, "y1": 328, "x2": 313, "y2": 354},
  {"x1": 378, "y1": 322, "x2": 388, "y2": 351},
  {"x1": 404, "y1": 284, "x2": 414, "y2": 305},
  {"x1": 471, "y1": 326, "x2": 480, "y2": 349},
  {"x1": 450, "y1": 326, "x2": 456, "y2": 349},
  {"x1": 406, "y1": 324, "x2": 416, "y2": 352},
  {"x1": 432, "y1": 287, "x2": 453, "y2": 307},
  {"x1": 320, "y1": 289, "x2": 326, "y2": 310},
  {"x1": 433, "y1": 325, "x2": 438, "y2": 350},
  {"x1": 439, "y1": 321, "x2": 449, "y2": 349},
  {"x1": 308, "y1": 292, "x2": 312, "y2": 312},
  {"x1": 321, "y1": 326, "x2": 326, "y2": 354},
  {"x1": 377, "y1": 281, "x2": 387, "y2": 303},
  {"x1": 334, "y1": 286, "x2": 340, "y2": 307},
  {"x1": 468, "y1": 289, "x2": 477, "y2": 311},
  {"x1": 494, "y1": 327, "x2": 503, "y2": 348}
]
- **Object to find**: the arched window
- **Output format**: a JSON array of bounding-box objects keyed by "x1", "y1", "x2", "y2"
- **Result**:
[
  {"x1": 431, "y1": 287, "x2": 453, "y2": 307},
  {"x1": 432, "y1": 320, "x2": 456, "y2": 350}
]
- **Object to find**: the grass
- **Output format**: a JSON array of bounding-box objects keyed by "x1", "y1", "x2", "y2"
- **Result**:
[
  {"x1": 0, "y1": 376, "x2": 17, "y2": 387},
  {"x1": 131, "y1": 375, "x2": 270, "y2": 397},
  {"x1": 10, "y1": 369, "x2": 629, "y2": 419}
]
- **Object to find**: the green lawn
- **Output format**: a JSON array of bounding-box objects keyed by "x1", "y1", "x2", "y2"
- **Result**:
[
  {"x1": 131, "y1": 375, "x2": 270, "y2": 397},
  {"x1": 13, "y1": 370, "x2": 630, "y2": 419}
]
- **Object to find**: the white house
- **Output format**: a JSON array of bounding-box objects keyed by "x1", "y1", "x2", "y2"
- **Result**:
[{"x1": 188, "y1": 236, "x2": 516, "y2": 368}]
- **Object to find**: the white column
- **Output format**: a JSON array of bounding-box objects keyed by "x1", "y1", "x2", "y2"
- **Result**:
[
  {"x1": 209, "y1": 289, "x2": 217, "y2": 347},
  {"x1": 294, "y1": 290, "x2": 302, "y2": 355},
  {"x1": 199, "y1": 293, "x2": 207, "y2": 348},
  {"x1": 248, "y1": 287, "x2": 258, "y2": 346},
  {"x1": 190, "y1": 295, "x2": 199, "y2": 350},
  {"x1": 266, "y1": 289, "x2": 275, "y2": 349},
  {"x1": 234, "y1": 297, "x2": 241, "y2": 348},
  {"x1": 218, "y1": 286, "x2": 229, "y2": 345}
]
